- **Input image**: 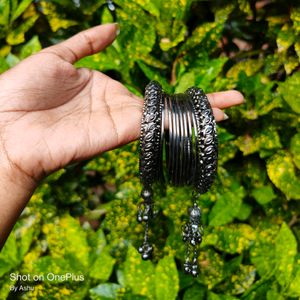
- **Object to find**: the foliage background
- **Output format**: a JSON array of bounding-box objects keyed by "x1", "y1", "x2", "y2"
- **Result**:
[{"x1": 0, "y1": 0, "x2": 300, "y2": 299}]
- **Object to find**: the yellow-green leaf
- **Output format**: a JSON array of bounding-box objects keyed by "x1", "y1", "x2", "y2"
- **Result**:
[
  {"x1": 42, "y1": 215, "x2": 90, "y2": 269},
  {"x1": 89, "y1": 246, "x2": 116, "y2": 281},
  {"x1": 11, "y1": 0, "x2": 33, "y2": 22},
  {"x1": 288, "y1": 265, "x2": 300, "y2": 297},
  {"x1": 251, "y1": 186, "x2": 276, "y2": 205},
  {"x1": 6, "y1": 15, "x2": 38, "y2": 45},
  {"x1": 267, "y1": 151, "x2": 300, "y2": 200},
  {"x1": 121, "y1": 244, "x2": 156, "y2": 298},
  {"x1": 0, "y1": 0, "x2": 10, "y2": 26},
  {"x1": 275, "y1": 223, "x2": 297, "y2": 287},
  {"x1": 277, "y1": 72, "x2": 300, "y2": 114},
  {"x1": 290, "y1": 133, "x2": 300, "y2": 169},
  {"x1": 155, "y1": 255, "x2": 179, "y2": 300},
  {"x1": 276, "y1": 24, "x2": 295, "y2": 53},
  {"x1": 209, "y1": 184, "x2": 245, "y2": 226},
  {"x1": 291, "y1": 7, "x2": 300, "y2": 34},
  {"x1": 19, "y1": 35, "x2": 41, "y2": 59}
]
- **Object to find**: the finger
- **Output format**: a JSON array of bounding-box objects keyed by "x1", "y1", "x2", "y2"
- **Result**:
[
  {"x1": 207, "y1": 90, "x2": 245, "y2": 109},
  {"x1": 213, "y1": 107, "x2": 229, "y2": 122},
  {"x1": 41, "y1": 23, "x2": 119, "y2": 64}
]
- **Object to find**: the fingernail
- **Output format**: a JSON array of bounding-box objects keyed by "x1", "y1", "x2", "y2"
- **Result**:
[
  {"x1": 223, "y1": 113, "x2": 229, "y2": 120},
  {"x1": 114, "y1": 23, "x2": 120, "y2": 36}
]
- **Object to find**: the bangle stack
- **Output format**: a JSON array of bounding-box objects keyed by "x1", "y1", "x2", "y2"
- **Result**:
[{"x1": 138, "y1": 81, "x2": 218, "y2": 277}]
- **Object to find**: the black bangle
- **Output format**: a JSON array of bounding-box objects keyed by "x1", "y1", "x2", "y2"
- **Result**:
[{"x1": 138, "y1": 81, "x2": 218, "y2": 277}]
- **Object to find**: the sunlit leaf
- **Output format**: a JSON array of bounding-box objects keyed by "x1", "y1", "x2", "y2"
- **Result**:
[
  {"x1": 11, "y1": 0, "x2": 33, "y2": 22},
  {"x1": 277, "y1": 72, "x2": 300, "y2": 114},
  {"x1": 290, "y1": 133, "x2": 300, "y2": 169},
  {"x1": 89, "y1": 246, "x2": 116, "y2": 281},
  {"x1": 275, "y1": 222, "x2": 297, "y2": 287},
  {"x1": 209, "y1": 184, "x2": 245, "y2": 226},
  {"x1": 6, "y1": 15, "x2": 38, "y2": 45},
  {"x1": 155, "y1": 255, "x2": 179, "y2": 300},
  {"x1": 267, "y1": 151, "x2": 300, "y2": 200},
  {"x1": 120, "y1": 245, "x2": 155, "y2": 298},
  {"x1": 89, "y1": 283, "x2": 122, "y2": 300},
  {"x1": 0, "y1": 0, "x2": 10, "y2": 26},
  {"x1": 251, "y1": 186, "x2": 276, "y2": 205},
  {"x1": 19, "y1": 35, "x2": 41, "y2": 59}
]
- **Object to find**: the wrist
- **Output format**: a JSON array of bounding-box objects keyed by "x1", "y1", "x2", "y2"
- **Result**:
[
  {"x1": 0, "y1": 149, "x2": 38, "y2": 195},
  {"x1": 0, "y1": 159, "x2": 37, "y2": 250}
]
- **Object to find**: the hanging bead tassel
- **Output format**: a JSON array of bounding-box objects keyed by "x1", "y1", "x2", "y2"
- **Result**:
[
  {"x1": 137, "y1": 188, "x2": 154, "y2": 260},
  {"x1": 182, "y1": 197, "x2": 203, "y2": 277}
]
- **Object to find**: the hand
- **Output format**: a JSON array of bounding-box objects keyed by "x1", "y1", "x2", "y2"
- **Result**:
[{"x1": 0, "y1": 23, "x2": 244, "y2": 189}]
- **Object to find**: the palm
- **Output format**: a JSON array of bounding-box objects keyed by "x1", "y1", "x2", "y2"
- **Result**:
[
  {"x1": 0, "y1": 52, "x2": 141, "y2": 181},
  {"x1": 0, "y1": 24, "x2": 244, "y2": 183}
]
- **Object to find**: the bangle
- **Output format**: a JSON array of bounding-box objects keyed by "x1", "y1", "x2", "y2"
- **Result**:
[{"x1": 137, "y1": 81, "x2": 218, "y2": 277}]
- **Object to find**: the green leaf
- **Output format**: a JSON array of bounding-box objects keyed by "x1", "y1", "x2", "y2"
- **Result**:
[
  {"x1": 135, "y1": 0, "x2": 160, "y2": 17},
  {"x1": 291, "y1": 7, "x2": 300, "y2": 34},
  {"x1": 89, "y1": 246, "x2": 116, "y2": 281},
  {"x1": 16, "y1": 217, "x2": 37, "y2": 260},
  {"x1": 251, "y1": 186, "x2": 276, "y2": 205},
  {"x1": 19, "y1": 35, "x2": 41, "y2": 59},
  {"x1": 5, "y1": 53, "x2": 20, "y2": 67},
  {"x1": 209, "y1": 184, "x2": 245, "y2": 226},
  {"x1": 120, "y1": 244, "x2": 156, "y2": 299},
  {"x1": 0, "y1": 0, "x2": 10, "y2": 26},
  {"x1": 208, "y1": 292, "x2": 238, "y2": 300},
  {"x1": 89, "y1": 283, "x2": 122, "y2": 300},
  {"x1": 175, "y1": 72, "x2": 195, "y2": 93},
  {"x1": 39, "y1": 1, "x2": 77, "y2": 32},
  {"x1": 101, "y1": 6, "x2": 114, "y2": 24},
  {"x1": 266, "y1": 282, "x2": 284, "y2": 300},
  {"x1": 276, "y1": 24, "x2": 295, "y2": 53},
  {"x1": 235, "y1": 126, "x2": 281, "y2": 156},
  {"x1": 277, "y1": 72, "x2": 300, "y2": 113},
  {"x1": 227, "y1": 59, "x2": 263, "y2": 80},
  {"x1": 288, "y1": 264, "x2": 300, "y2": 297},
  {"x1": 11, "y1": 0, "x2": 33, "y2": 22},
  {"x1": 0, "y1": 276, "x2": 17, "y2": 299},
  {"x1": 227, "y1": 265, "x2": 256, "y2": 295},
  {"x1": 236, "y1": 202, "x2": 252, "y2": 220},
  {"x1": 137, "y1": 60, "x2": 171, "y2": 93},
  {"x1": 183, "y1": 284, "x2": 206, "y2": 300},
  {"x1": 159, "y1": 25, "x2": 186, "y2": 51},
  {"x1": 204, "y1": 224, "x2": 255, "y2": 254},
  {"x1": 284, "y1": 55, "x2": 299, "y2": 75},
  {"x1": 117, "y1": 2, "x2": 156, "y2": 60},
  {"x1": 155, "y1": 255, "x2": 179, "y2": 300},
  {"x1": 250, "y1": 224, "x2": 278, "y2": 278},
  {"x1": 275, "y1": 222, "x2": 297, "y2": 287},
  {"x1": 0, "y1": 56, "x2": 9, "y2": 73},
  {"x1": 42, "y1": 215, "x2": 90, "y2": 269},
  {"x1": 267, "y1": 151, "x2": 300, "y2": 200},
  {"x1": 182, "y1": 21, "x2": 223, "y2": 53},
  {"x1": 197, "y1": 249, "x2": 229, "y2": 289},
  {"x1": 290, "y1": 132, "x2": 300, "y2": 169},
  {"x1": 6, "y1": 15, "x2": 38, "y2": 45},
  {"x1": 0, "y1": 232, "x2": 19, "y2": 276},
  {"x1": 195, "y1": 57, "x2": 228, "y2": 91},
  {"x1": 33, "y1": 256, "x2": 76, "y2": 283}
]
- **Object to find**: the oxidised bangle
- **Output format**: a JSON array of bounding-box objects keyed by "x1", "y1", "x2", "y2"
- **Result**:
[{"x1": 138, "y1": 81, "x2": 218, "y2": 277}]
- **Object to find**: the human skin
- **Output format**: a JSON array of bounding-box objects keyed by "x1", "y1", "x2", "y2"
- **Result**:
[{"x1": 0, "y1": 23, "x2": 245, "y2": 250}]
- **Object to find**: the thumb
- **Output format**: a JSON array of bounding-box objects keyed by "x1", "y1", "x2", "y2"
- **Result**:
[{"x1": 41, "y1": 23, "x2": 119, "y2": 64}]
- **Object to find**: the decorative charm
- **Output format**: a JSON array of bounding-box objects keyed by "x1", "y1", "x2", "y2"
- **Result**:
[{"x1": 138, "y1": 81, "x2": 218, "y2": 277}]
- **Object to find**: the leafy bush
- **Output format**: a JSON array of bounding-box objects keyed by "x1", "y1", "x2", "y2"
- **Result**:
[{"x1": 0, "y1": 0, "x2": 300, "y2": 299}]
